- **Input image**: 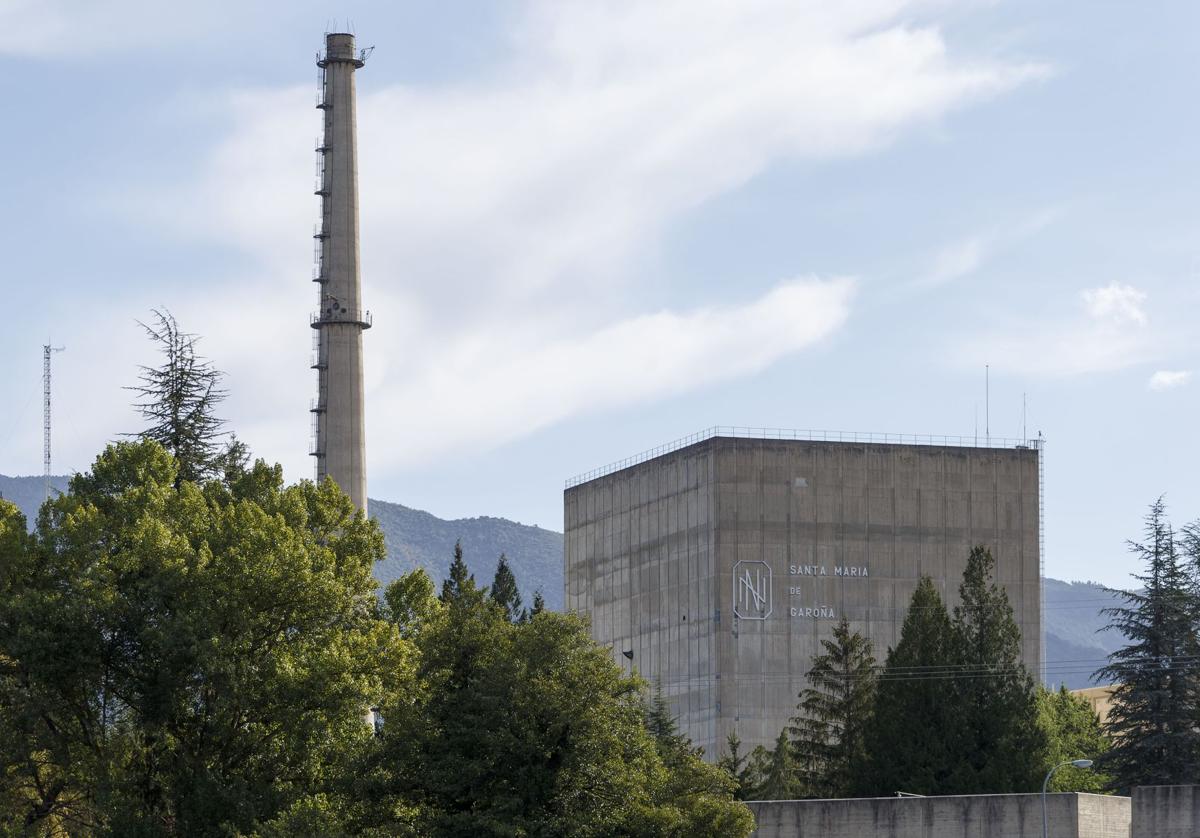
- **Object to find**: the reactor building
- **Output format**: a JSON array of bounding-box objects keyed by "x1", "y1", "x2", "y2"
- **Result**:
[
  {"x1": 564, "y1": 428, "x2": 1043, "y2": 758},
  {"x1": 309, "y1": 32, "x2": 370, "y2": 512}
]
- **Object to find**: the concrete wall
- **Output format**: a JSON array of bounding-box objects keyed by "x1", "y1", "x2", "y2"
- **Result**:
[
  {"x1": 748, "y1": 793, "x2": 1130, "y2": 838},
  {"x1": 1132, "y1": 786, "x2": 1200, "y2": 837},
  {"x1": 564, "y1": 436, "x2": 1041, "y2": 757}
]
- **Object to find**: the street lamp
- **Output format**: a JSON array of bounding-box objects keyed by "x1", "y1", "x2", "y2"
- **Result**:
[{"x1": 1042, "y1": 759, "x2": 1094, "y2": 838}]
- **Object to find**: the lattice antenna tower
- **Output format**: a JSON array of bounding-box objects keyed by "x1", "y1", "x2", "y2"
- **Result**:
[{"x1": 43, "y1": 343, "x2": 65, "y2": 501}]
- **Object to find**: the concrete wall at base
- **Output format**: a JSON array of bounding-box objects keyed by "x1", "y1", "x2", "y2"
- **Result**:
[
  {"x1": 1132, "y1": 786, "x2": 1200, "y2": 837},
  {"x1": 748, "y1": 793, "x2": 1130, "y2": 838}
]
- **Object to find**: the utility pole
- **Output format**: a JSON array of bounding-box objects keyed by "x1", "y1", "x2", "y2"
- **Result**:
[{"x1": 43, "y1": 343, "x2": 65, "y2": 501}]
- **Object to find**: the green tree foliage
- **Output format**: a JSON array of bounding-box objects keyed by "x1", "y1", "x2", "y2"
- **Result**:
[
  {"x1": 858, "y1": 550, "x2": 1044, "y2": 797},
  {"x1": 128, "y1": 310, "x2": 229, "y2": 485},
  {"x1": 858, "y1": 576, "x2": 958, "y2": 796},
  {"x1": 787, "y1": 618, "x2": 877, "y2": 798},
  {"x1": 716, "y1": 732, "x2": 756, "y2": 800},
  {"x1": 1097, "y1": 498, "x2": 1200, "y2": 790},
  {"x1": 947, "y1": 546, "x2": 1044, "y2": 793},
  {"x1": 0, "y1": 441, "x2": 410, "y2": 836},
  {"x1": 756, "y1": 730, "x2": 797, "y2": 800},
  {"x1": 376, "y1": 550, "x2": 753, "y2": 837},
  {"x1": 384, "y1": 567, "x2": 441, "y2": 639},
  {"x1": 439, "y1": 539, "x2": 481, "y2": 606},
  {"x1": 1036, "y1": 686, "x2": 1112, "y2": 792},
  {"x1": 489, "y1": 553, "x2": 523, "y2": 622},
  {"x1": 530, "y1": 590, "x2": 546, "y2": 617}
]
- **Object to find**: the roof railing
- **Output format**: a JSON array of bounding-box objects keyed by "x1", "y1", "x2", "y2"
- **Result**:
[{"x1": 564, "y1": 426, "x2": 1044, "y2": 488}]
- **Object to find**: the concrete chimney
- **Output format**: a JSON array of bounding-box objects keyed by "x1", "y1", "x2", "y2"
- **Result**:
[{"x1": 310, "y1": 32, "x2": 369, "y2": 513}]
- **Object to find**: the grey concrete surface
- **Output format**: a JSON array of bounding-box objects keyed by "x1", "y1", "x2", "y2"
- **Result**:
[
  {"x1": 311, "y1": 32, "x2": 369, "y2": 512},
  {"x1": 564, "y1": 437, "x2": 1042, "y2": 757},
  {"x1": 747, "y1": 793, "x2": 1129, "y2": 838},
  {"x1": 1132, "y1": 786, "x2": 1200, "y2": 837}
]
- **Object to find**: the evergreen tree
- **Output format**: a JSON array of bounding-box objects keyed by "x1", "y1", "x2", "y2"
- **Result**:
[
  {"x1": 216, "y1": 432, "x2": 251, "y2": 484},
  {"x1": 787, "y1": 617, "x2": 877, "y2": 798},
  {"x1": 127, "y1": 309, "x2": 228, "y2": 485},
  {"x1": 489, "y1": 553, "x2": 523, "y2": 622},
  {"x1": 440, "y1": 539, "x2": 482, "y2": 606},
  {"x1": 644, "y1": 682, "x2": 690, "y2": 757},
  {"x1": 1096, "y1": 498, "x2": 1200, "y2": 790},
  {"x1": 947, "y1": 546, "x2": 1044, "y2": 793},
  {"x1": 717, "y1": 732, "x2": 756, "y2": 800},
  {"x1": 1036, "y1": 686, "x2": 1112, "y2": 793},
  {"x1": 530, "y1": 590, "x2": 546, "y2": 617},
  {"x1": 858, "y1": 576, "x2": 958, "y2": 796},
  {"x1": 757, "y1": 730, "x2": 797, "y2": 800}
]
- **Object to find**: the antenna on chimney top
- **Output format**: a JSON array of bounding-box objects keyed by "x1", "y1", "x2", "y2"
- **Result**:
[{"x1": 43, "y1": 343, "x2": 65, "y2": 501}]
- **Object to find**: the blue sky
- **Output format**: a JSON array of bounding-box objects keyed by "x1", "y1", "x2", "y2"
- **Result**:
[{"x1": 0, "y1": 0, "x2": 1196, "y2": 588}]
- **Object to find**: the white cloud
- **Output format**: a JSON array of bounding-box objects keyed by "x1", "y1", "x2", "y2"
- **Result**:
[
  {"x1": 103, "y1": 1, "x2": 1045, "y2": 470},
  {"x1": 1149, "y1": 370, "x2": 1192, "y2": 391},
  {"x1": 372, "y1": 276, "x2": 854, "y2": 466},
  {"x1": 1082, "y1": 282, "x2": 1147, "y2": 325},
  {"x1": 960, "y1": 282, "x2": 1158, "y2": 377}
]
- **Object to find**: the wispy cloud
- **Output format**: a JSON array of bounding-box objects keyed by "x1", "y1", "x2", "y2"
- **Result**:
[
  {"x1": 926, "y1": 235, "x2": 987, "y2": 287},
  {"x1": 92, "y1": 1, "x2": 1045, "y2": 475},
  {"x1": 917, "y1": 207, "x2": 1061, "y2": 289},
  {"x1": 1149, "y1": 370, "x2": 1192, "y2": 391},
  {"x1": 373, "y1": 277, "x2": 855, "y2": 466},
  {"x1": 960, "y1": 282, "x2": 1162, "y2": 377}
]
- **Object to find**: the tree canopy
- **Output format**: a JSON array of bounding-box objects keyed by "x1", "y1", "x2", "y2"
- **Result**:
[
  {"x1": 0, "y1": 440, "x2": 408, "y2": 836},
  {"x1": 375, "y1": 562, "x2": 753, "y2": 837}
]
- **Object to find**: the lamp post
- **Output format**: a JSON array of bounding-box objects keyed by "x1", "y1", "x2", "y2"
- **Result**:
[{"x1": 1042, "y1": 759, "x2": 1094, "y2": 838}]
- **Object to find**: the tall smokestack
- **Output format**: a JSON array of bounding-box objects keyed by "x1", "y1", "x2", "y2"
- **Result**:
[{"x1": 311, "y1": 32, "x2": 369, "y2": 513}]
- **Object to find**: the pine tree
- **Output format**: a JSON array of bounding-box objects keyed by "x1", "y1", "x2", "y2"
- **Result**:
[
  {"x1": 717, "y1": 732, "x2": 756, "y2": 800},
  {"x1": 947, "y1": 546, "x2": 1044, "y2": 793},
  {"x1": 530, "y1": 590, "x2": 546, "y2": 617},
  {"x1": 440, "y1": 540, "x2": 483, "y2": 606},
  {"x1": 857, "y1": 576, "x2": 957, "y2": 796},
  {"x1": 757, "y1": 730, "x2": 797, "y2": 800},
  {"x1": 1097, "y1": 499, "x2": 1200, "y2": 790},
  {"x1": 127, "y1": 309, "x2": 228, "y2": 485},
  {"x1": 490, "y1": 553, "x2": 523, "y2": 622},
  {"x1": 787, "y1": 617, "x2": 877, "y2": 798},
  {"x1": 645, "y1": 682, "x2": 685, "y2": 750}
]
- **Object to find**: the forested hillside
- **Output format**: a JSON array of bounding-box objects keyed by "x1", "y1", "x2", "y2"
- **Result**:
[{"x1": 370, "y1": 498, "x2": 563, "y2": 610}]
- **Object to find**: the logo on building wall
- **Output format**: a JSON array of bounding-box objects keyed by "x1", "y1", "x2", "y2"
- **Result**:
[{"x1": 733, "y1": 560, "x2": 772, "y2": 620}]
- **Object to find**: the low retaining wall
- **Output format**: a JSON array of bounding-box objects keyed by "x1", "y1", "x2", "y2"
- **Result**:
[
  {"x1": 748, "y1": 792, "x2": 1131, "y2": 838},
  {"x1": 1132, "y1": 786, "x2": 1200, "y2": 837}
]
